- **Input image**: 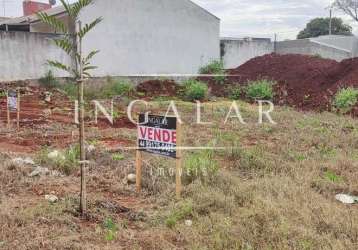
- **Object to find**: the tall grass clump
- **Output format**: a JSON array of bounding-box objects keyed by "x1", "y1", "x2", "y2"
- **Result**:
[
  {"x1": 183, "y1": 149, "x2": 218, "y2": 183},
  {"x1": 245, "y1": 79, "x2": 275, "y2": 100},
  {"x1": 60, "y1": 82, "x2": 77, "y2": 100},
  {"x1": 199, "y1": 60, "x2": 224, "y2": 74},
  {"x1": 36, "y1": 145, "x2": 80, "y2": 175},
  {"x1": 60, "y1": 79, "x2": 135, "y2": 101},
  {"x1": 39, "y1": 70, "x2": 59, "y2": 89},
  {"x1": 199, "y1": 60, "x2": 226, "y2": 84},
  {"x1": 333, "y1": 87, "x2": 358, "y2": 113},
  {"x1": 165, "y1": 201, "x2": 193, "y2": 228},
  {"x1": 229, "y1": 86, "x2": 242, "y2": 100},
  {"x1": 102, "y1": 79, "x2": 134, "y2": 98},
  {"x1": 183, "y1": 79, "x2": 208, "y2": 101},
  {"x1": 102, "y1": 217, "x2": 118, "y2": 241},
  {"x1": 59, "y1": 81, "x2": 99, "y2": 100}
]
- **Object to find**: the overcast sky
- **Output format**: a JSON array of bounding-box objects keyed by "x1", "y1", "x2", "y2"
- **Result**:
[{"x1": 1, "y1": 0, "x2": 357, "y2": 40}]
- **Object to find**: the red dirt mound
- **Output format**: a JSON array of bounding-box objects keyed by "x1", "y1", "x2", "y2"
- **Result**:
[
  {"x1": 197, "y1": 53, "x2": 358, "y2": 113},
  {"x1": 325, "y1": 57, "x2": 358, "y2": 89},
  {"x1": 136, "y1": 80, "x2": 180, "y2": 97},
  {"x1": 228, "y1": 53, "x2": 340, "y2": 110}
]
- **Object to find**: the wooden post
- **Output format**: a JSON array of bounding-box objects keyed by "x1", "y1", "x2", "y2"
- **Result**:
[
  {"x1": 94, "y1": 102, "x2": 98, "y2": 124},
  {"x1": 78, "y1": 21, "x2": 87, "y2": 215},
  {"x1": 6, "y1": 90, "x2": 10, "y2": 129},
  {"x1": 211, "y1": 103, "x2": 214, "y2": 116},
  {"x1": 175, "y1": 121, "x2": 183, "y2": 199},
  {"x1": 16, "y1": 89, "x2": 20, "y2": 130},
  {"x1": 135, "y1": 148, "x2": 142, "y2": 192}
]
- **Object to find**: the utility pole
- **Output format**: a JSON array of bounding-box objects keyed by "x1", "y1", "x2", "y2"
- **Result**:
[
  {"x1": 2, "y1": 0, "x2": 5, "y2": 17},
  {"x1": 329, "y1": 8, "x2": 333, "y2": 35},
  {"x1": 274, "y1": 33, "x2": 277, "y2": 53}
]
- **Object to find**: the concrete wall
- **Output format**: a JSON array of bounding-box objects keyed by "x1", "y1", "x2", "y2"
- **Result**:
[
  {"x1": 310, "y1": 35, "x2": 358, "y2": 55},
  {"x1": 309, "y1": 42, "x2": 352, "y2": 61},
  {"x1": 276, "y1": 39, "x2": 312, "y2": 55},
  {"x1": 276, "y1": 38, "x2": 352, "y2": 61},
  {"x1": 0, "y1": 31, "x2": 71, "y2": 81},
  {"x1": 0, "y1": 17, "x2": 10, "y2": 22},
  {"x1": 221, "y1": 38, "x2": 273, "y2": 69},
  {"x1": 79, "y1": 0, "x2": 220, "y2": 76}
]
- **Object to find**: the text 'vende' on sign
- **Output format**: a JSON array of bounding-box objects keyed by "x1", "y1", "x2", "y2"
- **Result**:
[
  {"x1": 6, "y1": 89, "x2": 20, "y2": 129},
  {"x1": 137, "y1": 114, "x2": 177, "y2": 158},
  {"x1": 135, "y1": 114, "x2": 182, "y2": 199},
  {"x1": 7, "y1": 90, "x2": 17, "y2": 112}
]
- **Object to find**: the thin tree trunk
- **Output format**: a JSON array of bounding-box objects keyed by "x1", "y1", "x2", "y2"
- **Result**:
[{"x1": 77, "y1": 21, "x2": 87, "y2": 215}]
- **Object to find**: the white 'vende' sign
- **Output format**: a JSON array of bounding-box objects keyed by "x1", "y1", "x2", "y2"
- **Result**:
[{"x1": 8, "y1": 90, "x2": 17, "y2": 111}]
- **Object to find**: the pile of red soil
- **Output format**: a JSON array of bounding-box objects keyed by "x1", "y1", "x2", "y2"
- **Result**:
[
  {"x1": 135, "y1": 55, "x2": 358, "y2": 114},
  {"x1": 204, "y1": 53, "x2": 358, "y2": 112},
  {"x1": 324, "y1": 57, "x2": 358, "y2": 88},
  {"x1": 228, "y1": 53, "x2": 340, "y2": 110},
  {"x1": 136, "y1": 80, "x2": 180, "y2": 97}
]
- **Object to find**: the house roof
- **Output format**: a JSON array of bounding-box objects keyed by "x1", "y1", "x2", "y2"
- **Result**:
[
  {"x1": 0, "y1": 5, "x2": 66, "y2": 25},
  {"x1": 0, "y1": 17, "x2": 11, "y2": 21},
  {"x1": 0, "y1": 0, "x2": 219, "y2": 25},
  {"x1": 221, "y1": 37, "x2": 271, "y2": 42},
  {"x1": 187, "y1": 0, "x2": 220, "y2": 20}
]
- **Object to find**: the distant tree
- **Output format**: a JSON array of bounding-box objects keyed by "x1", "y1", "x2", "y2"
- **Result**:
[
  {"x1": 333, "y1": 0, "x2": 358, "y2": 22},
  {"x1": 297, "y1": 17, "x2": 352, "y2": 39}
]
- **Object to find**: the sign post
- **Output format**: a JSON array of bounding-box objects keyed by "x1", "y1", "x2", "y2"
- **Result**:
[
  {"x1": 135, "y1": 148, "x2": 142, "y2": 192},
  {"x1": 136, "y1": 114, "x2": 182, "y2": 198},
  {"x1": 6, "y1": 91, "x2": 10, "y2": 128},
  {"x1": 6, "y1": 90, "x2": 20, "y2": 129},
  {"x1": 17, "y1": 89, "x2": 20, "y2": 130},
  {"x1": 175, "y1": 119, "x2": 182, "y2": 199}
]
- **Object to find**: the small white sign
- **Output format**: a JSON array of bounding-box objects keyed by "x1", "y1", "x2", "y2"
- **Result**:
[{"x1": 8, "y1": 90, "x2": 17, "y2": 111}]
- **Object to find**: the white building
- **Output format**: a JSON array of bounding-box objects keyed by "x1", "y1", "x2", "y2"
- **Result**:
[{"x1": 0, "y1": 0, "x2": 220, "y2": 80}]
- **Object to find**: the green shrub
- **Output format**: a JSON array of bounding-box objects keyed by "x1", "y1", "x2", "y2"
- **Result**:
[
  {"x1": 183, "y1": 79, "x2": 208, "y2": 101},
  {"x1": 112, "y1": 153, "x2": 124, "y2": 161},
  {"x1": 199, "y1": 60, "x2": 224, "y2": 74},
  {"x1": 102, "y1": 80, "x2": 134, "y2": 98},
  {"x1": 60, "y1": 81, "x2": 97, "y2": 100},
  {"x1": 214, "y1": 74, "x2": 226, "y2": 85},
  {"x1": 60, "y1": 80, "x2": 134, "y2": 101},
  {"x1": 60, "y1": 82, "x2": 77, "y2": 99},
  {"x1": 165, "y1": 201, "x2": 193, "y2": 228},
  {"x1": 333, "y1": 87, "x2": 358, "y2": 112},
  {"x1": 103, "y1": 217, "x2": 118, "y2": 241},
  {"x1": 39, "y1": 70, "x2": 59, "y2": 89},
  {"x1": 199, "y1": 60, "x2": 226, "y2": 84},
  {"x1": 324, "y1": 170, "x2": 342, "y2": 183},
  {"x1": 230, "y1": 86, "x2": 242, "y2": 100},
  {"x1": 245, "y1": 79, "x2": 274, "y2": 100},
  {"x1": 312, "y1": 53, "x2": 322, "y2": 59},
  {"x1": 55, "y1": 145, "x2": 80, "y2": 175},
  {"x1": 83, "y1": 87, "x2": 99, "y2": 100},
  {"x1": 36, "y1": 145, "x2": 80, "y2": 175}
]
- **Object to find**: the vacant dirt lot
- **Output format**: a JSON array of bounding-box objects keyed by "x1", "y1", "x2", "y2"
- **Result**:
[{"x1": 0, "y1": 84, "x2": 357, "y2": 249}]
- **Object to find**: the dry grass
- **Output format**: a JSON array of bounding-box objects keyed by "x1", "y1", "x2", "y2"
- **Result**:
[{"x1": 0, "y1": 100, "x2": 358, "y2": 249}]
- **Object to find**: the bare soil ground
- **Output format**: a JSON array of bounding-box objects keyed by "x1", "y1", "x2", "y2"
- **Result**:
[{"x1": 0, "y1": 86, "x2": 358, "y2": 249}]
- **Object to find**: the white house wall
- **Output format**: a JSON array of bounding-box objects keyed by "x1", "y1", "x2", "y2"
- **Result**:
[
  {"x1": 0, "y1": 32, "x2": 71, "y2": 81},
  {"x1": 79, "y1": 0, "x2": 220, "y2": 76}
]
